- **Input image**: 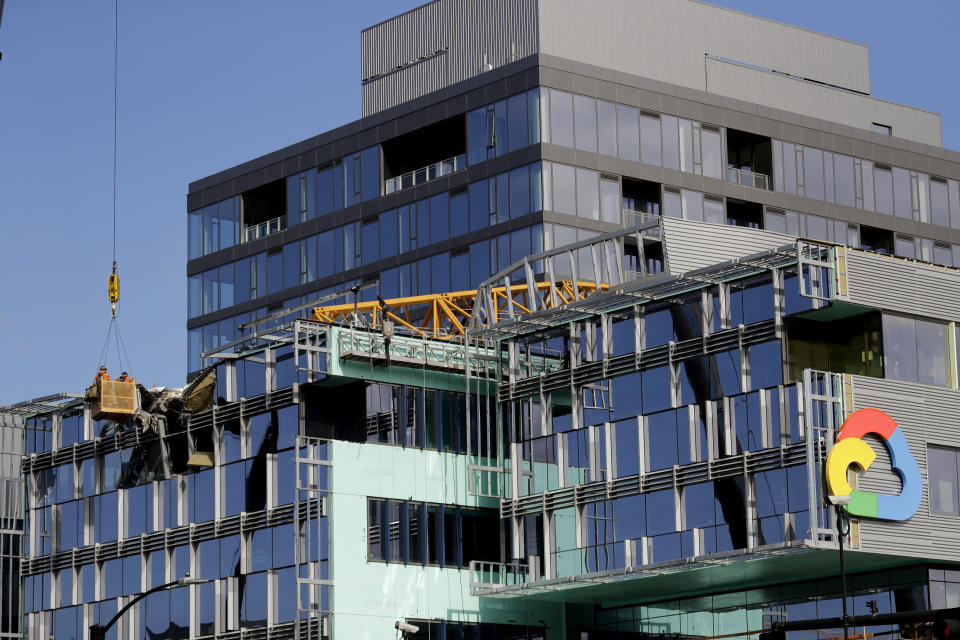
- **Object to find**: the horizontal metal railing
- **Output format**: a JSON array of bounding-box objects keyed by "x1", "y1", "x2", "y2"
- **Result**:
[
  {"x1": 244, "y1": 215, "x2": 287, "y2": 242},
  {"x1": 622, "y1": 208, "x2": 660, "y2": 228},
  {"x1": 384, "y1": 154, "x2": 466, "y2": 194},
  {"x1": 727, "y1": 166, "x2": 770, "y2": 190},
  {"x1": 469, "y1": 560, "x2": 530, "y2": 594}
]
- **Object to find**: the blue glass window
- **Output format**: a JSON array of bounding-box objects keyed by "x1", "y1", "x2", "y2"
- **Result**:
[
  {"x1": 380, "y1": 209, "x2": 398, "y2": 259},
  {"x1": 510, "y1": 166, "x2": 530, "y2": 219},
  {"x1": 317, "y1": 165, "x2": 337, "y2": 216},
  {"x1": 641, "y1": 366, "x2": 671, "y2": 414},
  {"x1": 187, "y1": 274, "x2": 201, "y2": 318},
  {"x1": 219, "y1": 263, "x2": 235, "y2": 309},
  {"x1": 267, "y1": 250, "x2": 283, "y2": 295},
  {"x1": 749, "y1": 340, "x2": 783, "y2": 389},
  {"x1": 469, "y1": 179, "x2": 488, "y2": 232},
  {"x1": 251, "y1": 252, "x2": 267, "y2": 299},
  {"x1": 219, "y1": 197, "x2": 238, "y2": 250},
  {"x1": 188, "y1": 210, "x2": 202, "y2": 259},
  {"x1": 201, "y1": 204, "x2": 218, "y2": 255},
  {"x1": 467, "y1": 107, "x2": 487, "y2": 165},
  {"x1": 645, "y1": 308, "x2": 675, "y2": 347},
  {"x1": 469, "y1": 240, "x2": 489, "y2": 289},
  {"x1": 508, "y1": 92, "x2": 529, "y2": 153},
  {"x1": 362, "y1": 219, "x2": 379, "y2": 265},
  {"x1": 648, "y1": 410, "x2": 679, "y2": 471},
  {"x1": 317, "y1": 231, "x2": 334, "y2": 279},
  {"x1": 646, "y1": 489, "x2": 676, "y2": 536},
  {"x1": 201, "y1": 268, "x2": 217, "y2": 315},
  {"x1": 361, "y1": 146, "x2": 381, "y2": 202},
  {"x1": 684, "y1": 482, "x2": 715, "y2": 528},
  {"x1": 614, "y1": 420, "x2": 639, "y2": 477}
]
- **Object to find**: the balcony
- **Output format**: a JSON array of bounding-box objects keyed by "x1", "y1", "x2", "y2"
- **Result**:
[
  {"x1": 243, "y1": 215, "x2": 286, "y2": 242},
  {"x1": 622, "y1": 208, "x2": 661, "y2": 228},
  {"x1": 383, "y1": 154, "x2": 466, "y2": 195},
  {"x1": 727, "y1": 166, "x2": 770, "y2": 190},
  {"x1": 469, "y1": 560, "x2": 530, "y2": 595}
]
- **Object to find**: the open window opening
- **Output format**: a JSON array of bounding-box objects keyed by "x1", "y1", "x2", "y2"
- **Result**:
[
  {"x1": 783, "y1": 303, "x2": 882, "y2": 382},
  {"x1": 621, "y1": 177, "x2": 661, "y2": 225},
  {"x1": 859, "y1": 224, "x2": 894, "y2": 255},
  {"x1": 382, "y1": 115, "x2": 466, "y2": 194},
  {"x1": 241, "y1": 179, "x2": 287, "y2": 242},
  {"x1": 726, "y1": 129, "x2": 772, "y2": 190},
  {"x1": 726, "y1": 198, "x2": 762, "y2": 228}
]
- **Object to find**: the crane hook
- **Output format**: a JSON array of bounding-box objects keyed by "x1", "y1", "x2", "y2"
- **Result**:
[{"x1": 108, "y1": 261, "x2": 119, "y2": 318}]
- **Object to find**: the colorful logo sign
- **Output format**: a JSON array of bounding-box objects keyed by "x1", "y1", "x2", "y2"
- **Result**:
[{"x1": 824, "y1": 408, "x2": 922, "y2": 521}]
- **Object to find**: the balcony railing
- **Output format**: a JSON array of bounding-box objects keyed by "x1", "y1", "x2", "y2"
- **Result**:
[
  {"x1": 384, "y1": 154, "x2": 466, "y2": 195},
  {"x1": 469, "y1": 560, "x2": 530, "y2": 594},
  {"x1": 244, "y1": 215, "x2": 286, "y2": 242},
  {"x1": 727, "y1": 166, "x2": 770, "y2": 190},
  {"x1": 622, "y1": 208, "x2": 661, "y2": 228}
]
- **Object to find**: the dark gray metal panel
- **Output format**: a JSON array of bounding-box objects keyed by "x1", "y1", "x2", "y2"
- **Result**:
[
  {"x1": 661, "y1": 218, "x2": 793, "y2": 275},
  {"x1": 845, "y1": 251, "x2": 960, "y2": 323},
  {"x1": 850, "y1": 376, "x2": 960, "y2": 559}
]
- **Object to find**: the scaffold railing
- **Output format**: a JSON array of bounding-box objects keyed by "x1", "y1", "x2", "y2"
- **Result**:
[
  {"x1": 294, "y1": 436, "x2": 332, "y2": 640},
  {"x1": 802, "y1": 369, "x2": 849, "y2": 548}
]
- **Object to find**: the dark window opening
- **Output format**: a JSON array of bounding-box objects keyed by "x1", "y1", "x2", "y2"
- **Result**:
[
  {"x1": 241, "y1": 179, "x2": 286, "y2": 229},
  {"x1": 643, "y1": 241, "x2": 664, "y2": 275},
  {"x1": 859, "y1": 224, "x2": 894, "y2": 255},
  {"x1": 727, "y1": 129, "x2": 772, "y2": 189},
  {"x1": 726, "y1": 198, "x2": 762, "y2": 228},
  {"x1": 784, "y1": 304, "x2": 882, "y2": 382},
  {"x1": 621, "y1": 177, "x2": 661, "y2": 218},
  {"x1": 382, "y1": 115, "x2": 466, "y2": 181}
]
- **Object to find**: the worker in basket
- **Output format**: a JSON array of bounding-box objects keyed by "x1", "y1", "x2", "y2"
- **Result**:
[
  {"x1": 117, "y1": 371, "x2": 131, "y2": 382},
  {"x1": 95, "y1": 366, "x2": 111, "y2": 383}
]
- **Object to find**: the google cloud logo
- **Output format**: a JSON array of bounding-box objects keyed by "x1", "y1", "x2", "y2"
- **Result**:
[{"x1": 825, "y1": 408, "x2": 922, "y2": 521}]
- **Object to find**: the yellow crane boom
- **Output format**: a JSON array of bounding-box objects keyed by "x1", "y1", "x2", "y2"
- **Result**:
[{"x1": 310, "y1": 280, "x2": 607, "y2": 339}]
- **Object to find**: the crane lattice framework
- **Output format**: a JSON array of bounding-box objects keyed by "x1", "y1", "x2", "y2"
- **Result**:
[
  {"x1": 310, "y1": 281, "x2": 608, "y2": 340},
  {"x1": 311, "y1": 216, "x2": 664, "y2": 340}
]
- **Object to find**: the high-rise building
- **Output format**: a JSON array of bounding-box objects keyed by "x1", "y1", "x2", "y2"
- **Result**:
[{"x1": 13, "y1": 1, "x2": 960, "y2": 639}]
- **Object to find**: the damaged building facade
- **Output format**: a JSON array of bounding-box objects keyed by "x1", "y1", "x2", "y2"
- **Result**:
[{"x1": 7, "y1": 0, "x2": 960, "y2": 639}]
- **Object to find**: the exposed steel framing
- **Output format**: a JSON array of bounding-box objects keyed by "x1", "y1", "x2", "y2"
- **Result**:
[{"x1": 310, "y1": 281, "x2": 607, "y2": 339}]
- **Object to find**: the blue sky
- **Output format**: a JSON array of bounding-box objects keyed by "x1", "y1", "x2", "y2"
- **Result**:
[{"x1": 0, "y1": 1, "x2": 956, "y2": 405}]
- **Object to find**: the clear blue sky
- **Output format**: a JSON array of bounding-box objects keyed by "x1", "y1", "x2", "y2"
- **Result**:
[{"x1": 0, "y1": 1, "x2": 957, "y2": 405}]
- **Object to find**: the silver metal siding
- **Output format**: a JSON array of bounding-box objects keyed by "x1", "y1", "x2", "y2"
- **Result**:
[
  {"x1": 361, "y1": 1, "x2": 445, "y2": 81},
  {"x1": 362, "y1": 53, "x2": 449, "y2": 116},
  {"x1": 844, "y1": 251, "x2": 960, "y2": 323},
  {"x1": 850, "y1": 376, "x2": 960, "y2": 559},
  {"x1": 445, "y1": 0, "x2": 538, "y2": 86},
  {"x1": 706, "y1": 58, "x2": 942, "y2": 148},
  {"x1": 537, "y1": 0, "x2": 871, "y2": 94},
  {"x1": 661, "y1": 218, "x2": 793, "y2": 275}
]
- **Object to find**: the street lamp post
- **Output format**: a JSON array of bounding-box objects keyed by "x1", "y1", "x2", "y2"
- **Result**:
[
  {"x1": 827, "y1": 494, "x2": 853, "y2": 640},
  {"x1": 89, "y1": 573, "x2": 206, "y2": 640}
]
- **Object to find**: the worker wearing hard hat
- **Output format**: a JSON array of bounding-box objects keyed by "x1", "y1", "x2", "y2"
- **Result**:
[
  {"x1": 95, "y1": 366, "x2": 111, "y2": 383},
  {"x1": 117, "y1": 372, "x2": 131, "y2": 382}
]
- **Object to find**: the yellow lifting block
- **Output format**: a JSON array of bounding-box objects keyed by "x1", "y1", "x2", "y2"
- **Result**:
[{"x1": 88, "y1": 378, "x2": 138, "y2": 421}]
